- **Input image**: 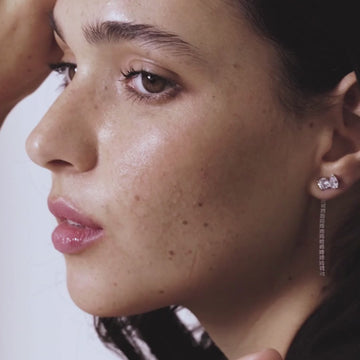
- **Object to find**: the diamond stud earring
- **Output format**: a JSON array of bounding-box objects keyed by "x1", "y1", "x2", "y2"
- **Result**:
[{"x1": 317, "y1": 174, "x2": 340, "y2": 191}]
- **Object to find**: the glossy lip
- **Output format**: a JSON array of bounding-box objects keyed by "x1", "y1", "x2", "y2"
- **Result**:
[{"x1": 48, "y1": 198, "x2": 104, "y2": 254}]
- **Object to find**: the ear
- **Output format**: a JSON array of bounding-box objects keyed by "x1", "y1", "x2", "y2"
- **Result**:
[{"x1": 309, "y1": 71, "x2": 360, "y2": 200}]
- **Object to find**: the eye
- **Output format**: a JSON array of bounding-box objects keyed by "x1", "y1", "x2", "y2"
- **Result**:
[
  {"x1": 134, "y1": 72, "x2": 168, "y2": 94},
  {"x1": 49, "y1": 62, "x2": 77, "y2": 86},
  {"x1": 121, "y1": 68, "x2": 181, "y2": 103}
]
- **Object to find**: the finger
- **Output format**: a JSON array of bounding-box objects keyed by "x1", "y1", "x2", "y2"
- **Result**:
[{"x1": 237, "y1": 348, "x2": 283, "y2": 360}]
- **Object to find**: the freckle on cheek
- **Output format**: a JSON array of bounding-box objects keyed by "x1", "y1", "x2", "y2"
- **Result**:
[
  {"x1": 203, "y1": 223, "x2": 209, "y2": 228},
  {"x1": 159, "y1": 290, "x2": 165, "y2": 294},
  {"x1": 200, "y1": 168, "x2": 208, "y2": 180},
  {"x1": 113, "y1": 282, "x2": 118, "y2": 287},
  {"x1": 135, "y1": 195, "x2": 141, "y2": 201},
  {"x1": 169, "y1": 250, "x2": 175, "y2": 256},
  {"x1": 182, "y1": 220, "x2": 188, "y2": 225}
]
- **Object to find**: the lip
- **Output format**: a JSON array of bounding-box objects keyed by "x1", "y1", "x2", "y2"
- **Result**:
[{"x1": 48, "y1": 198, "x2": 104, "y2": 254}]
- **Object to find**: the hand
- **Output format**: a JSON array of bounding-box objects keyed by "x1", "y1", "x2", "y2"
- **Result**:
[
  {"x1": 237, "y1": 349, "x2": 283, "y2": 360},
  {"x1": 0, "y1": 0, "x2": 61, "y2": 122}
]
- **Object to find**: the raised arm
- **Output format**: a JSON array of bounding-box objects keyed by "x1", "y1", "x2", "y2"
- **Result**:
[{"x1": 0, "y1": 0, "x2": 61, "y2": 126}]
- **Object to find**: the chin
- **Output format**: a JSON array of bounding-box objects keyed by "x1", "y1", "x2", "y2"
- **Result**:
[
  {"x1": 65, "y1": 270, "x2": 177, "y2": 318},
  {"x1": 67, "y1": 281, "x2": 141, "y2": 318},
  {"x1": 68, "y1": 291, "x2": 175, "y2": 318}
]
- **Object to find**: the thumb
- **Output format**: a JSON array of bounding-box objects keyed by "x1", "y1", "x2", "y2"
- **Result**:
[{"x1": 237, "y1": 349, "x2": 283, "y2": 360}]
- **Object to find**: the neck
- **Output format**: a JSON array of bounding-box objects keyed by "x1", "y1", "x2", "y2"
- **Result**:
[
  {"x1": 186, "y1": 198, "x2": 332, "y2": 359},
  {"x1": 191, "y1": 271, "x2": 327, "y2": 360}
]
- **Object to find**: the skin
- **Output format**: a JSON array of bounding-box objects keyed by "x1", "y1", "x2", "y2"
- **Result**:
[{"x1": 8, "y1": 0, "x2": 360, "y2": 359}]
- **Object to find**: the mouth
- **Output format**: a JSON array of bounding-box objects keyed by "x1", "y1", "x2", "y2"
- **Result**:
[
  {"x1": 63, "y1": 219, "x2": 85, "y2": 228},
  {"x1": 48, "y1": 198, "x2": 104, "y2": 254}
]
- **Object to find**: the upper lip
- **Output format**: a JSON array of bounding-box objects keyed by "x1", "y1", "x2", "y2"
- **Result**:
[{"x1": 48, "y1": 197, "x2": 103, "y2": 229}]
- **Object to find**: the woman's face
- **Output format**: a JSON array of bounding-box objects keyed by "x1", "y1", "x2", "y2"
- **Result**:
[{"x1": 26, "y1": 0, "x2": 318, "y2": 317}]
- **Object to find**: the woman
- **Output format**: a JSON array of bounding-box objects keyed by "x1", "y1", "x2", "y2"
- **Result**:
[{"x1": 1, "y1": 0, "x2": 360, "y2": 359}]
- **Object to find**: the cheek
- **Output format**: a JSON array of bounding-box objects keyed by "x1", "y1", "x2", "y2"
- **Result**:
[
  {"x1": 65, "y1": 96, "x2": 298, "y2": 316},
  {"x1": 103, "y1": 125, "x2": 215, "y2": 267},
  {"x1": 105, "y1": 110, "x2": 275, "y2": 256},
  {"x1": 65, "y1": 126, "x2": 212, "y2": 315}
]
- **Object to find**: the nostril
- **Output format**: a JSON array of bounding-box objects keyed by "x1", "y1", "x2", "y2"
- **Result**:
[
  {"x1": 49, "y1": 160, "x2": 72, "y2": 166},
  {"x1": 47, "y1": 159, "x2": 74, "y2": 171}
]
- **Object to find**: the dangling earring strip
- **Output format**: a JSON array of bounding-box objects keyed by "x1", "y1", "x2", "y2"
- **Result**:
[
  {"x1": 316, "y1": 175, "x2": 340, "y2": 277},
  {"x1": 319, "y1": 200, "x2": 326, "y2": 277}
]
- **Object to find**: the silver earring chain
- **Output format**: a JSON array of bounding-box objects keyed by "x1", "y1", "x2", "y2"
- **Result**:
[{"x1": 319, "y1": 199, "x2": 327, "y2": 277}]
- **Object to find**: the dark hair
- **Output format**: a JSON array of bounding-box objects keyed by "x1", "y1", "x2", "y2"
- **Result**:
[
  {"x1": 239, "y1": 0, "x2": 360, "y2": 113},
  {"x1": 95, "y1": 1, "x2": 360, "y2": 359}
]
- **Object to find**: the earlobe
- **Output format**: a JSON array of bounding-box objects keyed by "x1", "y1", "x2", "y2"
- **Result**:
[{"x1": 308, "y1": 71, "x2": 360, "y2": 200}]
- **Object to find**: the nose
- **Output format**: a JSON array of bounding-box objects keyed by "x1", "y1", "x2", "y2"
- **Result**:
[{"x1": 26, "y1": 90, "x2": 98, "y2": 173}]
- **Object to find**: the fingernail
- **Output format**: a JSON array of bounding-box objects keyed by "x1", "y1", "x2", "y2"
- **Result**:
[{"x1": 238, "y1": 349, "x2": 282, "y2": 360}]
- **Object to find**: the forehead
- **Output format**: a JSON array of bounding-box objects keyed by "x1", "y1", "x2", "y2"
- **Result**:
[
  {"x1": 55, "y1": 0, "x2": 236, "y2": 20},
  {"x1": 53, "y1": 0, "x2": 249, "y2": 56}
]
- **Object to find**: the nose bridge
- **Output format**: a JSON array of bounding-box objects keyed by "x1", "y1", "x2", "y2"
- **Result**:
[{"x1": 26, "y1": 86, "x2": 98, "y2": 173}]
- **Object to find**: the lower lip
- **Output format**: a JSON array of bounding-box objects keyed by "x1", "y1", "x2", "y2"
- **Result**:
[{"x1": 52, "y1": 222, "x2": 104, "y2": 254}]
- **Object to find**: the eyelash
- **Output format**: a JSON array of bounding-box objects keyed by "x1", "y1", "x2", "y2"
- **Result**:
[{"x1": 49, "y1": 63, "x2": 182, "y2": 104}]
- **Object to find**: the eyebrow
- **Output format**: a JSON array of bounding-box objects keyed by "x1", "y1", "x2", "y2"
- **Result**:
[{"x1": 49, "y1": 11, "x2": 204, "y2": 64}]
